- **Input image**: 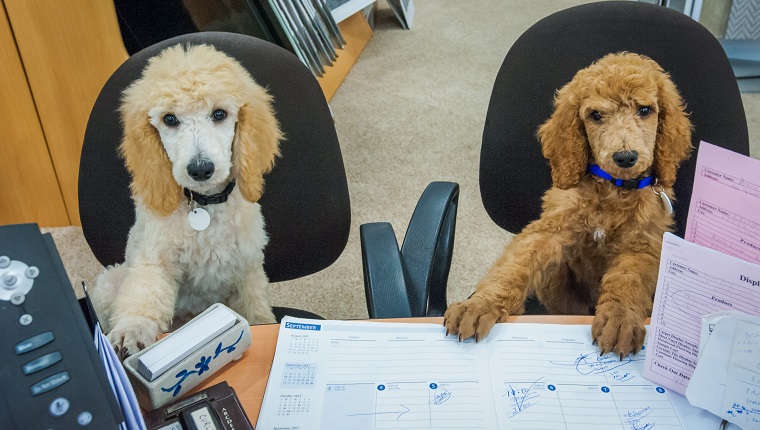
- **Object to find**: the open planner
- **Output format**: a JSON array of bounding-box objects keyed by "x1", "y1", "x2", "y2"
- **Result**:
[{"x1": 256, "y1": 317, "x2": 699, "y2": 430}]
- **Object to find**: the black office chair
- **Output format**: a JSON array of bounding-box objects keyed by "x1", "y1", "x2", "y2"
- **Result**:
[
  {"x1": 78, "y1": 32, "x2": 350, "y2": 321},
  {"x1": 481, "y1": 1, "x2": 750, "y2": 313}
]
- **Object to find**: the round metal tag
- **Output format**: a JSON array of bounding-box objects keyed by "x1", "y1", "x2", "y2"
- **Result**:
[{"x1": 188, "y1": 208, "x2": 211, "y2": 231}]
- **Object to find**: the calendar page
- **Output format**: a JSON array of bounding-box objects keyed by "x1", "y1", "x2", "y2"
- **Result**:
[{"x1": 256, "y1": 318, "x2": 695, "y2": 430}]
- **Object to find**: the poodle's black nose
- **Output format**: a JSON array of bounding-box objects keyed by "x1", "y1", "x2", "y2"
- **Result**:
[
  {"x1": 187, "y1": 160, "x2": 215, "y2": 181},
  {"x1": 612, "y1": 150, "x2": 638, "y2": 168}
]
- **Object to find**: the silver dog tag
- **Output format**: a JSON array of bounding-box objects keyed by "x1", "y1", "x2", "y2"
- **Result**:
[
  {"x1": 188, "y1": 208, "x2": 211, "y2": 231},
  {"x1": 652, "y1": 182, "x2": 674, "y2": 215},
  {"x1": 659, "y1": 192, "x2": 673, "y2": 215}
]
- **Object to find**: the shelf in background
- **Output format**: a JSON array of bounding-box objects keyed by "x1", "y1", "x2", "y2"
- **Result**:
[{"x1": 317, "y1": 11, "x2": 373, "y2": 102}]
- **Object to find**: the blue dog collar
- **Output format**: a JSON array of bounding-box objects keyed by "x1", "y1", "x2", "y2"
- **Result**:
[{"x1": 588, "y1": 164, "x2": 654, "y2": 190}]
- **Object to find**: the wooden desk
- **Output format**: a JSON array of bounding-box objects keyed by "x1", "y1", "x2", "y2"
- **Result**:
[{"x1": 189, "y1": 315, "x2": 594, "y2": 424}]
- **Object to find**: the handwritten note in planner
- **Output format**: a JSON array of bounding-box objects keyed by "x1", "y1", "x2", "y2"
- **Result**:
[
  {"x1": 485, "y1": 323, "x2": 684, "y2": 430},
  {"x1": 257, "y1": 317, "x2": 689, "y2": 430},
  {"x1": 258, "y1": 318, "x2": 498, "y2": 430},
  {"x1": 644, "y1": 233, "x2": 760, "y2": 395},
  {"x1": 685, "y1": 141, "x2": 760, "y2": 265}
]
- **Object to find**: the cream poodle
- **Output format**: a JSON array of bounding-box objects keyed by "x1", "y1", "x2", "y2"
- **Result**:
[
  {"x1": 91, "y1": 44, "x2": 281, "y2": 358},
  {"x1": 445, "y1": 52, "x2": 693, "y2": 357}
]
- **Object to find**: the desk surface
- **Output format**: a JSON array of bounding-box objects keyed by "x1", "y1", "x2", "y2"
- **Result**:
[{"x1": 188, "y1": 315, "x2": 594, "y2": 423}]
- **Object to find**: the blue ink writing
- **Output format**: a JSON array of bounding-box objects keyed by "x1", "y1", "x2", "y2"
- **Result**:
[
  {"x1": 431, "y1": 388, "x2": 451, "y2": 405},
  {"x1": 624, "y1": 406, "x2": 654, "y2": 430},
  {"x1": 727, "y1": 403, "x2": 760, "y2": 418},
  {"x1": 504, "y1": 378, "x2": 542, "y2": 418},
  {"x1": 551, "y1": 351, "x2": 642, "y2": 376}
]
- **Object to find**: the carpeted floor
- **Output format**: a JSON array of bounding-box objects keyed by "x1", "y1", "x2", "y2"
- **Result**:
[{"x1": 46, "y1": 0, "x2": 760, "y2": 321}]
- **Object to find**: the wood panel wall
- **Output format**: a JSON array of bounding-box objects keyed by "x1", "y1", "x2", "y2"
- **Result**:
[
  {"x1": 3, "y1": 0, "x2": 129, "y2": 226},
  {"x1": 0, "y1": 1, "x2": 70, "y2": 226}
]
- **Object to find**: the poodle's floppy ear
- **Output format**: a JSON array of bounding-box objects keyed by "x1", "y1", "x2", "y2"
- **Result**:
[
  {"x1": 653, "y1": 71, "x2": 693, "y2": 188},
  {"x1": 118, "y1": 101, "x2": 182, "y2": 216},
  {"x1": 537, "y1": 82, "x2": 588, "y2": 189},
  {"x1": 233, "y1": 81, "x2": 283, "y2": 203}
]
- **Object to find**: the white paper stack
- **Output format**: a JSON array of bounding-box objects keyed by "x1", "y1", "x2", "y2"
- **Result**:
[
  {"x1": 137, "y1": 305, "x2": 237, "y2": 381},
  {"x1": 686, "y1": 311, "x2": 760, "y2": 430},
  {"x1": 94, "y1": 323, "x2": 146, "y2": 430}
]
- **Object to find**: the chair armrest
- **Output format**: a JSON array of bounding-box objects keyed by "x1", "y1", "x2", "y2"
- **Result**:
[
  {"x1": 361, "y1": 182, "x2": 459, "y2": 318},
  {"x1": 361, "y1": 222, "x2": 412, "y2": 318}
]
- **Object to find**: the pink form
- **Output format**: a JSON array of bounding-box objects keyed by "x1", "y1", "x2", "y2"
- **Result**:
[
  {"x1": 644, "y1": 141, "x2": 760, "y2": 394},
  {"x1": 684, "y1": 141, "x2": 760, "y2": 264},
  {"x1": 644, "y1": 234, "x2": 760, "y2": 395}
]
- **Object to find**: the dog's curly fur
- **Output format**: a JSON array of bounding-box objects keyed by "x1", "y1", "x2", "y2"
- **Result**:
[
  {"x1": 91, "y1": 44, "x2": 281, "y2": 358},
  {"x1": 444, "y1": 53, "x2": 692, "y2": 356}
]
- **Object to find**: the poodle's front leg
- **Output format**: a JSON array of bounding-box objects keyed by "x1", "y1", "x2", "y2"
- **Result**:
[
  {"x1": 229, "y1": 264, "x2": 276, "y2": 325},
  {"x1": 444, "y1": 230, "x2": 565, "y2": 341},
  {"x1": 107, "y1": 265, "x2": 179, "y2": 358},
  {"x1": 592, "y1": 252, "x2": 658, "y2": 357}
]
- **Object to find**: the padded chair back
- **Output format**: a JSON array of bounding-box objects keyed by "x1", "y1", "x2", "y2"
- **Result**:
[
  {"x1": 79, "y1": 32, "x2": 350, "y2": 283},
  {"x1": 481, "y1": 1, "x2": 749, "y2": 237}
]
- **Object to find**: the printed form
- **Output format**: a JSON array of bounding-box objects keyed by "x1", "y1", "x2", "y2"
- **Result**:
[
  {"x1": 644, "y1": 233, "x2": 760, "y2": 395},
  {"x1": 685, "y1": 141, "x2": 760, "y2": 265},
  {"x1": 257, "y1": 317, "x2": 688, "y2": 430}
]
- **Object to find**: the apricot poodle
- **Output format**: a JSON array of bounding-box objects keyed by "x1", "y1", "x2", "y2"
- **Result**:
[
  {"x1": 445, "y1": 52, "x2": 692, "y2": 357},
  {"x1": 91, "y1": 44, "x2": 281, "y2": 358}
]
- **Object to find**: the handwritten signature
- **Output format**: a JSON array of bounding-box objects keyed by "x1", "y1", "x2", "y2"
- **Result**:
[
  {"x1": 551, "y1": 352, "x2": 642, "y2": 377},
  {"x1": 504, "y1": 378, "x2": 542, "y2": 418},
  {"x1": 727, "y1": 403, "x2": 760, "y2": 418},
  {"x1": 611, "y1": 370, "x2": 634, "y2": 382},
  {"x1": 430, "y1": 388, "x2": 452, "y2": 405},
  {"x1": 624, "y1": 406, "x2": 654, "y2": 430}
]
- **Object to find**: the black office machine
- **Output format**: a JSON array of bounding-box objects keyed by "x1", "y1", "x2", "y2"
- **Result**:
[
  {"x1": 143, "y1": 381, "x2": 253, "y2": 430},
  {"x1": 0, "y1": 223, "x2": 123, "y2": 428}
]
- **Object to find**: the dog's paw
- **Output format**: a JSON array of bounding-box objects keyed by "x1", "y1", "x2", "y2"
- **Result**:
[
  {"x1": 248, "y1": 308, "x2": 276, "y2": 325},
  {"x1": 592, "y1": 304, "x2": 646, "y2": 358},
  {"x1": 107, "y1": 317, "x2": 162, "y2": 360},
  {"x1": 443, "y1": 297, "x2": 504, "y2": 342}
]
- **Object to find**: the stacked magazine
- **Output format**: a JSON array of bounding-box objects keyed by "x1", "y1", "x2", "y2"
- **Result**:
[
  {"x1": 255, "y1": 0, "x2": 346, "y2": 77},
  {"x1": 387, "y1": 0, "x2": 414, "y2": 29}
]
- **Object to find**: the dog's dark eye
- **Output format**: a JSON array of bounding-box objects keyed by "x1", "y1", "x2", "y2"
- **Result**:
[
  {"x1": 638, "y1": 106, "x2": 652, "y2": 117},
  {"x1": 163, "y1": 114, "x2": 179, "y2": 127},
  {"x1": 212, "y1": 109, "x2": 227, "y2": 122},
  {"x1": 590, "y1": 111, "x2": 602, "y2": 122}
]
